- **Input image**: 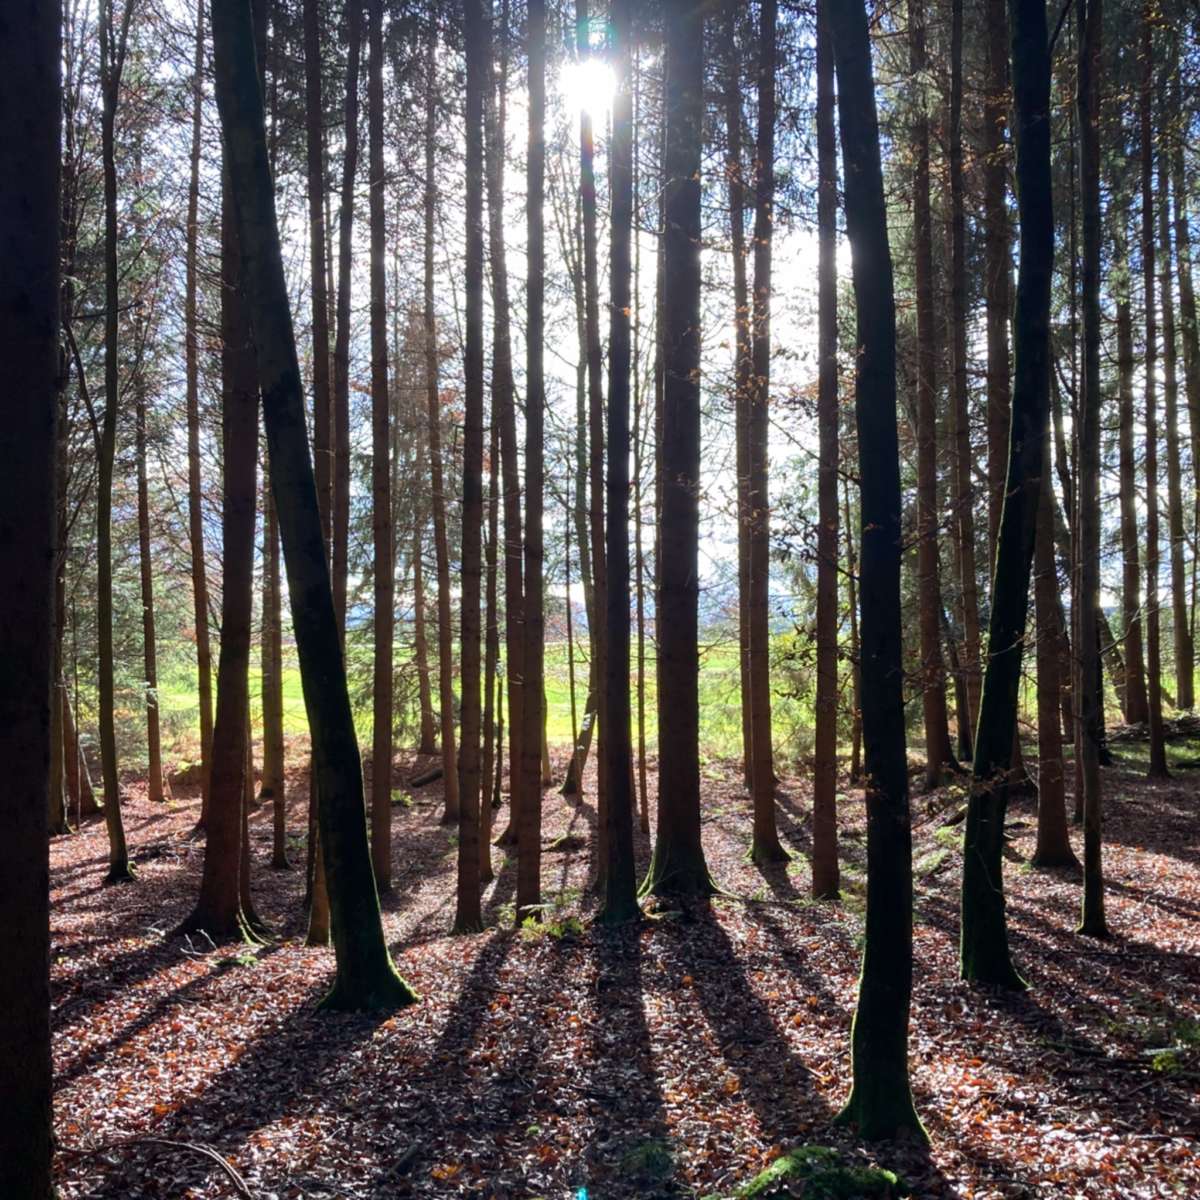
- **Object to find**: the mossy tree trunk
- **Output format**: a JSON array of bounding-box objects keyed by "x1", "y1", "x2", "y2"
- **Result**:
[
  {"x1": 826, "y1": 0, "x2": 925, "y2": 1142},
  {"x1": 209, "y1": 0, "x2": 416, "y2": 1012}
]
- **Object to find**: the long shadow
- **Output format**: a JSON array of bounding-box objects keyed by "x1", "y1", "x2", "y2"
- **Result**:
[{"x1": 585, "y1": 924, "x2": 682, "y2": 1198}]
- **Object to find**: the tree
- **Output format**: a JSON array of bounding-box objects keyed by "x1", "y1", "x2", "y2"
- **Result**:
[
  {"x1": 0, "y1": 1, "x2": 59, "y2": 1189},
  {"x1": 598, "y1": 0, "x2": 639, "y2": 926},
  {"x1": 368, "y1": 0, "x2": 394, "y2": 892},
  {"x1": 97, "y1": 0, "x2": 136, "y2": 882},
  {"x1": 1076, "y1": 0, "x2": 1107, "y2": 934},
  {"x1": 960, "y1": 0, "x2": 1054, "y2": 990},
  {"x1": 910, "y1": 0, "x2": 956, "y2": 789},
  {"x1": 747, "y1": 0, "x2": 787, "y2": 864},
  {"x1": 518, "y1": 0, "x2": 547, "y2": 921},
  {"x1": 826, "y1": 0, "x2": 924, "y2": 1142},
  {"x1": 811, "y1": 0, "x2": 840, "y2": 901},
  {"x1": 262, "y1": 470, "x2": 288, "y2": 869},
  {"x1": 642, "y1": 0, "x2": 715, "y2": 900},
  {"x1": 455, "y1": 0, "x2": 487, "y2": 935},
  {"x1": 210, "y1": 0, "x2": 416, "y2": 1012},
  {"x1": 423, "y1": 27, "x2": 461, "y2": 826}
]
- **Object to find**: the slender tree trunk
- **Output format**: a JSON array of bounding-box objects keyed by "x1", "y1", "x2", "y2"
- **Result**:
[
  {"x1": 454, "y1": 0, "x2": 487, "y2": 934},
  {"x1": 723, "y1": 0, "x2": 754, "y2": 790},
  {"x1": 412, "y1": 433, "x2": 438, "y2": 755},
  {"x1": 423, "y1": 30, "x2": 461, "y2": 825},
  {"x1": 186, "y1": 0, "x2": 214, "y2": 817},
  {"x1": 844, "y1": 477, "x2": 863, "y2": 782},
  {"x1": 367, "y1": 0, "x2": 394, "y2": 892},
  {"x1": 211, "y1": 0, "x2": 417, "y2": 1010},
  {"x1": 1077, "y1": 0, "x2": 1108, "y2": 934},
  {"x1": 642, "y1": 0, "x2": 715, "y2": 899},
  {"x1": 63, "y1": 679, "x2": 98, "y2": 818},
  {"x1": 597, "y1": 0, "x2": 639, "y2": 924},
  {"x1": 1032, "y1": 436, "x2": 1077, "y2": 868},
  {"x1": 262, "y1": 469, "x2": 288, "y2": 868},
  {"x1": 97, "y1": 0, "x2": 135, "y2": 882},
  {"x1": 811, "y1": 0, "x2": 840, "y2": 899},
  {"x1": 1159, "y1": 105, "x2": 1193, "y2": 710},
  {"x1": 135, "y1": 352, "x2": 165, "y2": 803},
  {"x1": 826, "y1": 0, "x2": 924, "y2": 1142},
  {"x1": 949, "y1": 0, "x2": 981, "y2": 756},
  {"x1": 517, "y1": 0, "x2": 547, "y2": 921},
  {"x1": 0, "y1": 1, "x2": 58, "y2": 1182},
  {"x1": 1140, "y1": 8, "x2": 1169, "y2": 780},
  {"x1": 911, "y1": 0, "x2": 956, "y2": 789},
  {"x1": 960, "y1": 0, "x2": 1054, "y2": 989},
  {"x1": 331, "y1": 0, "x2": 361, "y2": 640},
  {"x1": 484, "y1": 0, "x2": 524, "y2": 847},
  {"x1": 480, "y1": 374, "x2": 500, "y2": 884}
]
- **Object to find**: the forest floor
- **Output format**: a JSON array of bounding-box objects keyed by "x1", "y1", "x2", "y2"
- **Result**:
[{"x1": 50, "y1": 738, "x2": 1199, "y2": 1199}]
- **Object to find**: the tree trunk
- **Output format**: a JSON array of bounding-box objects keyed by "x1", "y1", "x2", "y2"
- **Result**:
[
  {"x1": 262, "y1": 470, "x2": 288, "y2": 869},
  {"x1": 412, "y1": 433, "x2": 438, "y2": 756},
  {"x1": 597, "y1": 0, "x2": 639, "y2": 925},
  {"x1": 63, "y1": 679, "x2": 99, "y2": 819},
  {"x1": 746, "y1": 0, "x2": 787, "y2": 864},
  {"x1": 1140, "y1": 8, "x2": 1169, "y2": 779},
  {"x1": 331, "y1": 0, "x2": 361, "y2": 639},
  {"x1": 97, "y1": 0, "x2": 135, "y2": 882},
  {"x1": 185, "y1": 0, "x2": 214, "y2": 817},
  {"x1": 484, "y1": 0, "x2": 524, "y2": 847},
  {"x1": 826, "y1": 0, "x2": 924, "y2": 1142},
  {"x1": 961, "y1": 0, "x2": 1054, "y2": 989},
  {"x1": 480, "y1": 362, "x2": 500, "y2": 884},
  {"x1": 844, "y1": 478, "x2": 863, "y2": 782},
  {"x1": 949, "y1": 0, "x2": 981, "y2": 757},
  {"x1": 367, "y1": 0, "x2": 394, "y2": 892},
  {"x1": 811, "y1": 0, "x2": 840, "y2": 900},
  {"x1": 135, "y1": 350, "x2": 165, "y2": 803},
  {"x1": 1158, "y1": 98, "x2": 1193, "y2": 711},
  {"x1": 0, "y1": 2, "x2": 58, "y2": 1182},
  {"x1": 518, "y1": 0, "x2": 547, "y2": 920},
  {"x1": 911, "y1": 0, "x2": 956, "y2": 789},
  {"x1": 454, "y1": 0, "x2": 486, "y2": 934},
  {"x1": 210, "y1": 0, "x2": 416, "y2": 1011},
  {"x1": 1076, "y1": 0, "x2": 1108, "y2": 934},
  {"x1": 642, "y1": 0, "x2": 715, "y2": 900}
]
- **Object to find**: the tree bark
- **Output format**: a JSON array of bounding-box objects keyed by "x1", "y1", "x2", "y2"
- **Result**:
[
  {"x1": 518, "y1": 0, "x2": 547, "y2": 920},
  {"x1": 911, "y1": 0, "x2": 956, "y2": 789},
  {"x1": 642, "y1": 0, "x2": 715, "y2": 899},
  {"x1": 811, "y1": 0, "x2": 840, "y2": 900},
  {"x1": 826, "y1": 0, "x2": 924, "y2": 1142},
  {"x1": 0, "y1": 0, "x2": 58, "y2": 1183},
  {"x1": 262, "y1": 468, "x2": 287, "y2": 868},
  {"x1": 210, "y1": 0, "x2": 416, "y2": 1011},
  {"x1": 960, "y1": 0, "x2": 1054, "y2": 988}
]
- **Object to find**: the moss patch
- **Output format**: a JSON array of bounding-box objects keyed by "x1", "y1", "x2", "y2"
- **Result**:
[{"x1": 710, "y1": 1145, "x2": 907, "y2": 1199}]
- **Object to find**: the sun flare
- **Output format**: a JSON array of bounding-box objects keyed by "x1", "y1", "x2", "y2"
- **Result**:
[{"x1": 560, "y1": 57, "x2": 617, "y2": 119}]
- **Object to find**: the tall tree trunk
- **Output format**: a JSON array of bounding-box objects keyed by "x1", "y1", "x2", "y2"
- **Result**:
[
  {"x1": 949, "y1": 0, "x2": 981, "y2": 756},
  {"x1": 262, "y1": 469, "x2": 287, "y2": 868},
  {"x1": 210, "y1": 0, "x2": 417, "y2": 1011},
  {"x1": 424, "y1": 29, "x2": 461, "y2": 825},
  {"x1": 826, "y1": 0, "x2": 924, "y2": 1142},
  {"x1": 1159, "y1": 100, "x2": 1193, "y2": 711},
  {"x1": 1032, "y1": 436, "x2": 1077, "y2": 868},
  {"x1": 0, "y1": 0, "x2": 58, "y2": 1183},
  {"x1": 97, "y1": 0, "x2": 135, "y2": 882},
  {"x1": 1140, "y1": 7, "x2": 1169, "y2": 780},
  {"x1": 1116, "y1": 277, "x2": 1150, "y2": 724},
  {"x1": 454, "y1": 0, "x2": 487, "y2": 934},
  {"x1": 367, "y1": 0, "x2": 394, "y2": 892},
  {"x1": 960, "y1": 0, "x2": 1054, "y2": 989},
  {"x1": 331, "y1": 0, "x2": 361, "y2": 638},
  {"x1": 518, "y1": 0, "x2": 547, "y2": 920},
  {"x1": 480, "y1": 371, "x2": 500, "y2": 883},
  {"x1": 484, "y1": 0, "x2": 524, "y2": 847},
  {"x1": 412, "y1": 433, "x2": 438, "y2": 755},
  {"x1": 63, "y1": 679, "x2": 98, "y2": 819},
  {"x1": 185, "y1": 0, "x2": 215, "y2": 817},
  {"x1": 811, "y1": 0, "x2": 840, "y2": 900},
  {"x1": 844, "y1": 477, "x2": 862, "y2": 781},
  {"x1": 746, "y1": 0, "x2": 787, "y2": 864},
  {"x1": 1076, "y1": 0, "x2": 1108, "y2": 934},
  {"x1": 911, "y1": 0, "x2": 956, "y2": 789},
  {"x1": 642, "y1": 0, "x2": 715, "y2": 899},
  {"x1": 135, "y1": 351, "x2": 165, "y2": 803},
  {"x1": 723, "y1": 0, "x2": 754, "y2": 790},
  {"x1": 598, "y1": 0, "x2": 639, "y2": 925}
]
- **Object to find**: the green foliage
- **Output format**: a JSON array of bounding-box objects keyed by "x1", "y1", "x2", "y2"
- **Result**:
[
  {"x1": 618, "y1": 1139, "x2": 675, "y2": 1184},
  {"x1": 708, "y1": 1145, "x2": 906, "y2": 1199}
]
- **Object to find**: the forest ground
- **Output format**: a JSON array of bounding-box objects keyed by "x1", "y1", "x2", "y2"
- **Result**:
[{"x1": 50, "y1": 737, "x2": 1199, "y2": 1198}]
